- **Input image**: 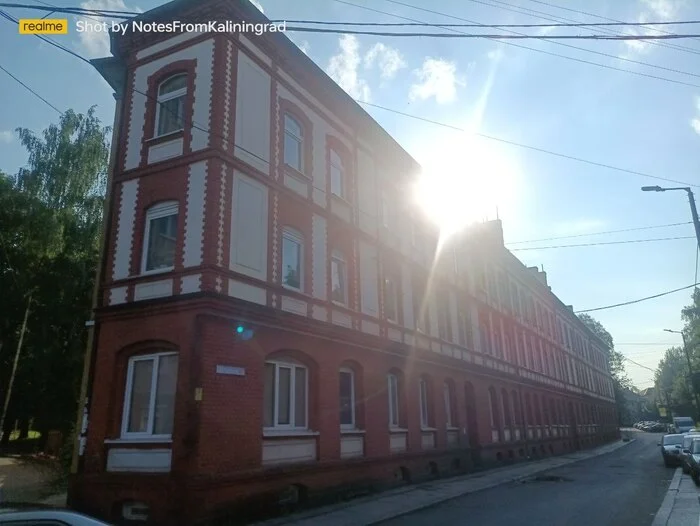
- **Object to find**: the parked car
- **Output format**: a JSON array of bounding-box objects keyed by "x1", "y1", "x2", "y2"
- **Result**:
[
  {"x1": 0, "y1": 504, "x2": 111, "y2": 525},
  {"x1": 680, "y1": 433, "x2": 700, "y2": 473},
  {"x1": 684, "y1": 438, "x2": 700, "y2": 485},
  {"x1": 659, "y1": 434, "x2": 685, "y2": 467}
]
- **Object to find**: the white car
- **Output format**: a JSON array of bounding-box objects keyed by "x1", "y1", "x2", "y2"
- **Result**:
[{"x1": 0, "y1": 505, "x2": 111, "y2": 525}]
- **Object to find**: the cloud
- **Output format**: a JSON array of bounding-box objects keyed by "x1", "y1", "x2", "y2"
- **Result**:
[
  {"x1": 364, "y1": 43, "x2": 406, "y2": 80},
  {"x1": 0, "y1": 131, "x2": 13, "y2": 144},
  {"x1": 487, "y1": 48, "x2": 504, "y2": 61},
  {"x1": 692, "y1": 97, "x2": 700, "y2": 135},
  {"x1": 326, "y1": 35, "x2": 371, "y2": 101},
  {"x1": 409, "y1": 58, "x2": 464, "y2": 104},
  {"x1": 78, "y1": 0, "x2": 142, "y2": 57},
  {"x1": 622, "y1": 0, "x2": 685, "y2": 56},
  {"x1": 298, "y1": 40, "x2": 310, "y2": 55},
  {"x1": 249, "y1": 0, "x2": 264, "y2": 13}
]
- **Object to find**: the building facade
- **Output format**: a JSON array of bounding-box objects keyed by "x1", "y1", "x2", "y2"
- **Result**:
[{"x1": 69, "y1": 1, "x2": 618, "y2": 524}]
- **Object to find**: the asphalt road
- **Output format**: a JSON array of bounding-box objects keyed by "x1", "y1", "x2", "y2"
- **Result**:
[{"x1": 380, "y1": 431, "x2": 673, "y2": 526}]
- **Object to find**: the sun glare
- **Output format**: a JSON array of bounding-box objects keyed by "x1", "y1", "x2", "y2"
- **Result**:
[{"x1": 413, "y1": 134, "x2": 520, "y2": 238}]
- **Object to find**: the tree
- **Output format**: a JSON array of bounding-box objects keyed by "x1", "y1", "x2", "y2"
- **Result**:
[
  {"x1": 0, "y1": 107, "x2": 109, "y2": 446},
  {"x1": 578, "y1": 313, "x2": 631, "y2": 425}
]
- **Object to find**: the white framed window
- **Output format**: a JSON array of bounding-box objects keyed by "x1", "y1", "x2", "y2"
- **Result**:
[
  {"x1": 330, "y1": 148, "x2": 345, "y2": 198},
  {"x1": 155, "y1": 74, "x2": 187, "y2": 137},
  {"x1": 263, "y1": 360, "x2": 308, "y2": 429},
  {"x1": 284, "y1": 113, "x2": 303, "y2": 172},
  {"x1": 121, "y1": 352, "x2": 178, "y2": 439},
  {"x1": 388, "y1": 373, "x2": 399, "y2": 428},
  {"x1": 419, "y1": 378, "x2": 430, "y2": 428},
  {"x1": 443, "y1": 382, "x2": 453, "y2": 427},
  {"x1": 281, "y1": 228, "x2": 303, "y2": 291},
  {"x1": 488, "y1": 388, "x2": 498, "y2": 429},
  {"x1": 437, "y1": 298, "x2": 450, "y2": 341},
  {"x1": 384, "y1": 272, "x2": 398, "y2": 322},
  {"x1": 339, "y1": 368, "x2": 355, "y2": 429},
  {"x1": 331, "y1": 250, "x2": 347, "y2": 305},
  {"x1": 381, "y1": 193, "x2": 391, "y2": 229},
  {"x1": 142, "y1": 201, "x2": 178, "y2": 274}
]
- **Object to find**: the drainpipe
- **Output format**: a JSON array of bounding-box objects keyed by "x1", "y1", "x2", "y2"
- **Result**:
[{"x1": 70, "y1": 82, "x2": 124, "y2": 476}]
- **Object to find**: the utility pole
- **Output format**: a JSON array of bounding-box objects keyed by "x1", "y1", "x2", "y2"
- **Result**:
[
  {"x1": 687, "y1": 189, "x2": 700, "y2": 253},
  {"x1": 679, "y1": 331, "x2": 700, "y2": 423},
  {"x1": 0, "y1": 292, "x2": 32, "y2": 440}
]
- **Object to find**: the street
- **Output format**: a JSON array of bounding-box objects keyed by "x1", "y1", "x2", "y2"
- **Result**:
[{"x1": 380, "y1": 432, "x2": 675, "y2": 526}]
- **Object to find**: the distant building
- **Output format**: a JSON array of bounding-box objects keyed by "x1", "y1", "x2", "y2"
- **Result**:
[{"x1": 69, "y1": 1, "x2": 619, "y2": 524}]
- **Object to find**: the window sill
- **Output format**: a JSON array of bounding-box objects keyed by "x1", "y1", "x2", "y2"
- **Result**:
[
  {"x1": 330, "y1": 193, "x2": 352, "y2": 206},
  {"x1": 263, "y1": 429, "x2": 320, "y2": 438},
  {"x1": 389, "y1": 427, "x2": 409, "y2": 434},
  {"x1": 446, "y1": 426, "x2": 460, "y2": 432},
  {"x1": 146, "y1": 129, "x2": 184, "y2": 144},
  {"x1": 341, "y1": 428, "x2": 366, "y2": 435},
  {"x1": 284, "y1": 164, "x2": 312, "y2": 182},
  {"x1": 140, "y1": 267, "x2": 174, "y2": 277},
  {"x1": 331, "y1": 300, "x2": 349, "y2": 309},
  {"x1": 104, "y1": 438, "x2": 173, "y2": 445},
  {"x1": 420, "y1": 427, "x2": 437, "y2": 432}
]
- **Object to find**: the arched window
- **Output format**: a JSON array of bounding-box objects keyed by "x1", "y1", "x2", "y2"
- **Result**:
[
  {"x1": 156, "y1": 74, "x2": 187, "y2": 137},
  {"x1": 263, "y1": 358, "x2": 308, "y2": 429},
  {"x1": 331, "y1": 249, "x2": 347, "y2": 305},
  {"x1": 281, "y1": 227, "x2": 303, "y2": 291},
  {"x1": 387, "y1": 373, "x2": 400, "y2": 428},
  {"x1": 511, "y1": 390, "x2": 520, "y2": 426},
  {"x1": 339, "y1": 367, "x2": 356, "y2": 429},
  {"x1": 122, "y1": 351, "x2": 179, "y2": 439},
  {"x1": 284, "y1": 113, "x2": 304, "y2": 172},
  {"x1": 142, "y1": 201, "x2": 178, "y2": 274},
  {"x1": 330, "y1": 148, "x2": 345, "y2": 198}
]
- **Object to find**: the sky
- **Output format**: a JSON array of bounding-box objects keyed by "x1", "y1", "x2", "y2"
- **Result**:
[{"x1": 1, "y1": 0, "x2": 699, "y2": 390}]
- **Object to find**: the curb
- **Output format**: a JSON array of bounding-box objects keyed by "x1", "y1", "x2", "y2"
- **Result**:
[
  {"x1": 363, "y1": 439, "x2": 634, "y2": 526},
  {"x1": 651, "y1": 468, "x2": 683, "y2": 526},
  {"x1": 257, "y1": 439, "x2": 634, "y2": 526}
]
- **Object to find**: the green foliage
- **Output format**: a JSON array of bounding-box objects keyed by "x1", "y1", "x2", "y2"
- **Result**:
[
  {"x1": 0, "y1": 107, "x2": 109, "y2": 448},
  {"x1": 578, "y1": 313, "x2": 631, "y2": 424},
  {"x1": 654, "y1": 289, "x2": 700, "y2": 417}
]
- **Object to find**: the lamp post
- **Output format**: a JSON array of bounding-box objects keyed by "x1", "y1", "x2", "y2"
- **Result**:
[
  {"x1": 641, "y1": 186, "x2": 700, "y2": 253},
  {"x1": 664, "y1": 328, "x2": 700, "y2": 422}
]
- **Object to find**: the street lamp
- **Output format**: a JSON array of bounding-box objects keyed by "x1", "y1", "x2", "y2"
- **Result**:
[
  {"x1": 664, "y1": 328, "x2": 700, "y2": 422},
  {"x1": 641, "y1": 186, "x2": 700, "y2": 253}
]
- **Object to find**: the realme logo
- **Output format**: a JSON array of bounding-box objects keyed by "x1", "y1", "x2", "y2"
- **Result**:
[{"x1": 18, "y1": 19, "x2": 68, "y2": 34}]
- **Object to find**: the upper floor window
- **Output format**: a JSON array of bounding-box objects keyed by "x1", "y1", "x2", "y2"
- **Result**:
[
  {"x1": 437, "y1": 296, "x2": 451, "y2": 341},
  {"x1": 330, "y1": 148, "x2": 345, "y2": 198},
  {"x1": 284, "y1": 113, "x2": 304, "y2": 172},
  {"x1": 388, "y1": 373, "x2": 400, "y2": 428},
  {"x1": 419, "y1": 378, "x2": 430, "y2": 428},
  {"x1": 264, "y1": 359, "x2": 307, "y2": 430},
  {"x1": 339, "y1": 368, "x2": 355, "y2": 429},
  {"x1": 443, "y1": 382, "x2": 455, "y2": 427},
  {"x1": 384, "y1": 271, "x2": 399, "y2": 322},
  {"x1": 282, "y1": 227, "x2": 303, "y2": 291},
  {"x1": 156, "y1": 74, "x2": 187, "y2": 137},
  {"x1": 331, "y1": 250, "x2": 347, "y2": 305},
  {"x1": 142, "y1": 201, "x2": 178, "y2": 274},
  {"x1": 122, "y1": 352, "x2": 178, "y2": 439}
]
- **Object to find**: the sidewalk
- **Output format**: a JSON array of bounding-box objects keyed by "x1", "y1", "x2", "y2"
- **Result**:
[
  {"x1": 255, "y1": 439, "x2": 633, "y2": 526},
  {"x1": 652, "y1": 468, "x2": 700, "y2": 526}
]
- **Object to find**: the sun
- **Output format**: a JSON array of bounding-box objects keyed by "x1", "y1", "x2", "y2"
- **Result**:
[{"x1": 412, "y1": 133, "x2": 520, "y2": 238}]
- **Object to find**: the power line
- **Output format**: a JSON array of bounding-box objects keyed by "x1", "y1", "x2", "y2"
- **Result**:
[
  {"x1": 278, "y1": 18, "x2": 700, "y2": 29},
  {"x1": 524, "y1": 0, "x2": 700, "y2": 45},
  {"x1": 506, "y1": 221, "x2": 693, "y2": 245},
  {"x1": 621, "y1": 355, "x2": 658, "y2": 372},
  {"x1": 0, "y1": 2, "x2": 138, "y2": 17},
  {"x1": 373, "y1": 0, "x2": 700, "y2": 87},
  {"x1": 0, "y1": 62, "x2": 62, "y2": 114},
  {"x1": 616, "y1": 343, "x2": 678, "y2": 346},
  {"x1": 574, "y1": 283, "x2": 699, "y2": 314},
  {"x1": 359, "y1": 101, "x2": 698, "y2": 188},
  {"x1": 7, "y1": 6, "x2": 698, "y2": 203},
  {"x1": 509, "y1": 235, "x2": 695, "y2": 251},
  {"x1": 470, "y1": 0, "x2": 700, "y2": 57}
]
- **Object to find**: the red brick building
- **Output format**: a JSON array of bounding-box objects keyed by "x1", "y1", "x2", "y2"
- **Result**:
[{"x1": 69, "y1": 1, "x2": 619, "y2": 524}]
